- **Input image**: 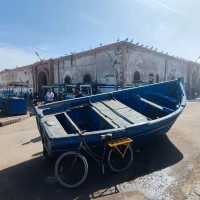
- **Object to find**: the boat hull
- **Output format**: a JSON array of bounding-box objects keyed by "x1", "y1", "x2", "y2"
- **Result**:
[
  {"x1": 35, "y1": 79, "x2": 186, "y2": 157},
  {"x1": 37, "y1": 108, "x2": 181, "y2": 157}
]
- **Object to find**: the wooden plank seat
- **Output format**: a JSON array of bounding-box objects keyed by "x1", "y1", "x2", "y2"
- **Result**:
[
  {"x1": 44, "y1": 112, "x2": 81, "y2": 137},
  {"x1": 90, "y1": 106, "x2": 119, "y2": 128},
  {"x1": 139, "y1": 97, "x2": 174, "y2": 113},
  {"x1": 102, "y1": 99, "x2": 148, "y2": 124},
  {"x1": 44, "y1": 115, "x2": 67, "y2": 138},
  {"x1": 91, "y1": 101, "x2": 131, "y2": 128},
  {"x1": 149, "y1": 93, "x2": 178, "y2": 105},
  {"x1": 91, "y1": 99, "x2": 148, "y2": 128}
]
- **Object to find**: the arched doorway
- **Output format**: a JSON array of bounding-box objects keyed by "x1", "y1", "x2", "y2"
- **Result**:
[
  {"x1": 38, "y1": 71, "x2": 47, "y2": 97},
  {"x1": 64, "y1": 75, "x2": 72, "y2": 84},
  {"x1": 83, "y1": 74, "x2": 92, "y2": 84},
  {"x1": 133, "y1": 71, "x2": 141, "y2": 83}
]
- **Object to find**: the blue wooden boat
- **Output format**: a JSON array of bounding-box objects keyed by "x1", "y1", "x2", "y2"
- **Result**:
[{"x1": 35, "y1": 79, "x2": 186, "y2": 157}]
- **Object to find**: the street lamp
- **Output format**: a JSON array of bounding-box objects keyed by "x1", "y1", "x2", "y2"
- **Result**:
[{"x1": 34, "y1": 51, "x2": 43, "y2": 62}]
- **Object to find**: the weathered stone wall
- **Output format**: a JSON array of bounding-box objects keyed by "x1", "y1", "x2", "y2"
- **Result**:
[
  {"x1": 122, "y1": 43, "x2": 200, "y2": 98},
  {"x1": 123, "y1": 46, "x2": 166, "y2": 84},
  {"x1": 123, "y1": 45, "x2": 188, "y2": 84},
  {"x1": 53, "y1": 42, "x2": 200, "y2": 98},
  {"x1": 54, "y1": 54, "x2": 97, "y2": 84},
  {"x1": 54, "y1": 46, "x2": 124, "y2": 86},
  {"x1": 0, "y1": 66, "x2": 33, "y2": 87}
]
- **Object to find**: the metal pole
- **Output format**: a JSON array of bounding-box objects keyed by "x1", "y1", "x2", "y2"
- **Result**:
[{"x1": 34, "y1": 51, "x2": 42, "y2": 62}]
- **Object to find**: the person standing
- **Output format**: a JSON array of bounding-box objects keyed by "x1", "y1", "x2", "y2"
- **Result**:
[
  {"x1": 74, "y1": 87, "x2": 83, "y2": 98},
  {"x1": 45, "y1": 90, "x2": 55, "y2": 103}
]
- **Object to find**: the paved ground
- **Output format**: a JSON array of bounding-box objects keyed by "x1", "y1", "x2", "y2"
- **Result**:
[
  {"x1": 0, "y1": 113, "x2": 30, "y2": 127},
  {"x1": 0, "y1": 102, "x2": 200, "y2": 200}
]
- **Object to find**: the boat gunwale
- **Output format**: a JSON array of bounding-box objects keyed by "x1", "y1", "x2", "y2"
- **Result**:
[{"x1": 35, "y1": 79, "x2": 182, "y2": 116}]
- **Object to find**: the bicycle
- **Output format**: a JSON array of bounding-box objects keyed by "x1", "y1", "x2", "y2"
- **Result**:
[{"x1": 55, "y1": 134, "x2": 133, "y2": 188}]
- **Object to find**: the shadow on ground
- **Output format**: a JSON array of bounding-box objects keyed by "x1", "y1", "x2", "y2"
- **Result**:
[
  {"x1": 22, "y1": 136, "x2": 41, "y2": 145},
  {"x1": 0, "y1": 135, "x2": 183, "y2": 200}
]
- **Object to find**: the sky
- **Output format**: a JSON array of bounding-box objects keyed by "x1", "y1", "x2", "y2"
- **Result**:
[{"x1": 0, "y1": 0, "x2": 200, "y2": 69}]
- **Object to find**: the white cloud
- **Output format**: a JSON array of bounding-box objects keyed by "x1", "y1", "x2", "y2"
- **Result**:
[
  {"x1": 0, "y1": 45, "x2": 37, "y2": 70},
  {"x1": 150, "y1": 0, "x2": 183, "y2": 16},
  {"x1": 135, "y1": 0, "x2": 184, "y2": 17}
]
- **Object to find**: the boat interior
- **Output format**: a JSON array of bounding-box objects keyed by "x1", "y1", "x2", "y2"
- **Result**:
[{"x1": 41, "y1": 83, "x2": 181, "y2": 137}]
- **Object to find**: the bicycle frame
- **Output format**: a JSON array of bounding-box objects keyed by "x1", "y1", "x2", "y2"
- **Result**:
[
  {"x1": 54, "y1": 136, "x2": 134, "y2": 188},
  {"x1": 78, "y1": 135, "x2": 133, "y2": 174},
  {"x1": 78, "y1": 139, "x2": 108, "y2": 174}
]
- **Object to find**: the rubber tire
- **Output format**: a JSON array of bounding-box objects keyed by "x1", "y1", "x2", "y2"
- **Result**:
[
  {"x1": 107, "y1": 145, "x2": 133, "y2": 173},
  {"x1": 55, "y1": 151, "x2": 88, "y2": 188}
]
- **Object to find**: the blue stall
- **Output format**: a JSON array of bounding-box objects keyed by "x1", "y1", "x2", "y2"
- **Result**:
[
  {"x1": 0, "y1": 83, "x2": 30, "y2": 116},
  {"x1": 4, "y1": 97, "x2": 27, "y2": 116}
]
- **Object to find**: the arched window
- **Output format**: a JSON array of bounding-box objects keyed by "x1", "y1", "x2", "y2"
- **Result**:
[
  {"x1": 133, "y1": 71, "x2": 141, "y2": 83},
  {"x1": 83, "y1": 74, "x2": 92, "y2": 84},
  {"x1": 156, "y1": 74, "x2": 159, "y2": 83},
  {"x1": 64, "y1": 75, "x2": 71, "y2": 84}
]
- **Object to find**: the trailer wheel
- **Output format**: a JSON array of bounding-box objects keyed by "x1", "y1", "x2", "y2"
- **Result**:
[
  {"x1": 55, "y1": 151, "x2": 88, "y2": 188},
  {"x1": 107, "y1": 145, "x2": 133, "y2": 173}
]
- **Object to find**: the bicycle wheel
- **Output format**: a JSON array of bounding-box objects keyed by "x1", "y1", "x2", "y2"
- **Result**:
[
  {"x1": 55, "y1": 151, "x2": 88, "y2": 188},
  {"x1": 107, "y1": 145, "x2": 133, "y2": 173}
]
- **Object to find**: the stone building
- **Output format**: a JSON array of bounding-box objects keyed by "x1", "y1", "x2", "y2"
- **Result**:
[
  {"x1": 53, "y1": 41, "x2": 200, "y2": 98},
  {"x1": 0, "y1": 41, "x2": 200, "y2": 98},
  {"x1": 0, "y1": 65, "x2": 33, "y2": 88}
]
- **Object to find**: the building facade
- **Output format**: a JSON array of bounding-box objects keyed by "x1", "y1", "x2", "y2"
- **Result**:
[
  {"x1": 0, "y1": 65, "x2": 33, "y2": 88},
  {"x1": 52, "y1": 41, "x2": 200, "y2": 98},
  {"x1": 0, "y1": 41, "x2": 199, "y2": 98},
  {"x1": 32, "y1": 59, "x2": 54, "y2": 94}
]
